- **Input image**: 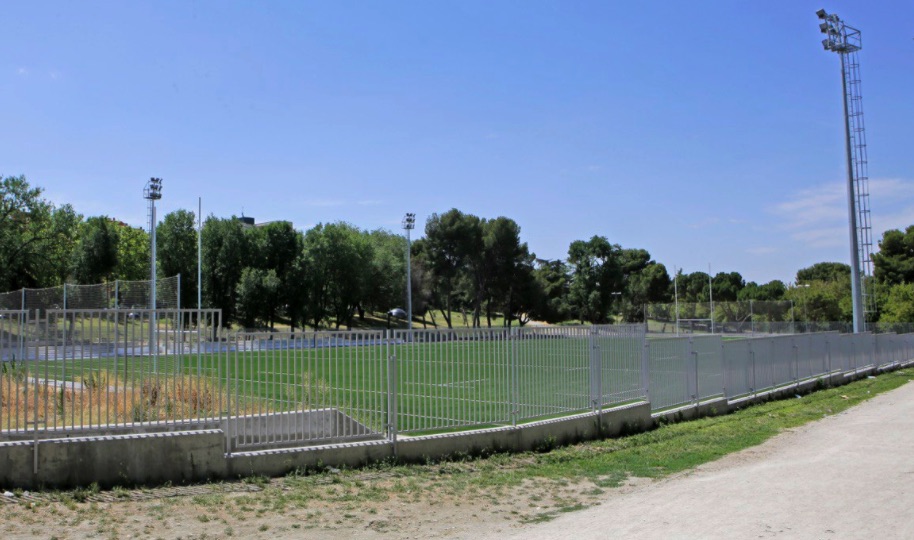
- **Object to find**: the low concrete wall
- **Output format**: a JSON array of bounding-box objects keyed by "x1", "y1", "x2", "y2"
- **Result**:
[
  {"x1": 225, "y1": 408, "x2": 383, "y2": 451},
  {"x1": 0, "y1": 430, "x2": 225, "y2": 490},
  {"x1": 395, "y1": 401, "x2": 651, "y2": 463},
  {"x1": 652, "y1": 397, "x2": 728, "y2": 423},
  {"x1": 225, "y1": 401, "x2": 652, "y2": 479},
  {"x1": 0, "y1": 408, "x2": 381, "y2": 449}
]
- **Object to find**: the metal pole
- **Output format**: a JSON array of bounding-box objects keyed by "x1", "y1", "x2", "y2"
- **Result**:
[
  {"x1": 790, "y1": 299, "x2": 795, "y2": 334},
  {"x1": 750, "y1": 300, "x2": 755, "y2": 336},
  {"x1": 674, "y1": 267, "x2": 680, "y2": 337},
  {"x1": 177, "y1": 273, "x2": 182, "y2": 356},
  {"x1": 708, "y1": 264, "x2": 714, "y2": 334},
  {"x1": 198, "y1": 197, "x2": 203, "y2": 375},
  {"x1": 841, "y1": 52, "x2": 865, "y2": 334},
  {"x1": 406, "y1": 227, "x2": 412, "y2": 331},
  {"x1": 150, "y1": 201, "x2": 158, "y2": 371},
  {"x1": 198, "y1": 197, "x2": 202, "y2": 312}
]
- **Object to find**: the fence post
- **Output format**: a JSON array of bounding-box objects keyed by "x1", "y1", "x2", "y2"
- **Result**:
[
  {"x1": 511, "y1": 326, "x2": 519, "y2": 427},
  {"x1": 689, "y1": 337, "x2": 699, "y2": 407},
  {"x1": 589, "y1": 328, "x2": 600, "y2": 414},
  {"x1": 792, "y1": 337, "x2": 799, "y2": 384},
  {"x1": 848, "y1": 334, "x2": 857, "y2": 375},
  {"x1": 720, "y1": 339, "x2": 727, "y2": 399},
  {"x1": 749, "y1": 340, "x2": 757, "y2": 397},
  {"x1": 750, "y1": 300, "x2": 754, "y2": 336},
  {"x1": 641, "y1": 336, "x2": 651, "y2": 405},
  {"x1": 825, "y1": 335, "x2": 832, "y2": 381},
  {"x1": 386, "y1": 330, "x2": 398, "y2": 452}
]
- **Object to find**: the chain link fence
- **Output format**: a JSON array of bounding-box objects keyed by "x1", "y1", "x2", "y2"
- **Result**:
[
  {"x1": 645, "y1": 301, "x2": 914, "y2": 335},
  {"x1": 0, "y1": 276, "x2": 181, "y2": 313}
]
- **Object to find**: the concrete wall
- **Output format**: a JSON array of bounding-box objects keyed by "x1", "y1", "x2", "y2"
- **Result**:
[
  {"x1": 0, "y1": 430, "x2": 225, "y2": 489},
  {"x1": 0, "y1": 402, "x2": 650, "y2": 490}
]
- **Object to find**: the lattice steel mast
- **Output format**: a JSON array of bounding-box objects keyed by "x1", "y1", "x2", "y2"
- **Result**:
[{"x1": 817, "y1": 9, "x2": 875, "y2": 333}]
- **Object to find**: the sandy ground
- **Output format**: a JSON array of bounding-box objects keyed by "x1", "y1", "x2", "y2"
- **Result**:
[{"x1": 2, "y1": 381, "x2": 912, "y2": 539}]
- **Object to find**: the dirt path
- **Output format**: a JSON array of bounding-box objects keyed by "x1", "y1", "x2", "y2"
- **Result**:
[{"x1": 492, "y1": 380, "x2": 914, "y2": 540}]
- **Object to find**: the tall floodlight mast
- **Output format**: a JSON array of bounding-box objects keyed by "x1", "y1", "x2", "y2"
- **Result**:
[
  {"x1": 144, "y1": 177, "x2": 163, "y2": 362},
  {"x1": 817, "y1": 9, "x2": 875, "y2": 334},
  {"x1": 402, "y1": 213, "x2": 416, "y2": 331}
]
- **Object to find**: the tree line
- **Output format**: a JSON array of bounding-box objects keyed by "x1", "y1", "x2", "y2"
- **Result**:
[{"x1": 3, "y1": 175, "x2": 914, "y2": 327}]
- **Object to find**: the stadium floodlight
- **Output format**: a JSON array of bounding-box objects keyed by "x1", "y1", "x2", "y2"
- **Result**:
[
  {"x1": 144, "y1": 177, "x2": 163, "y2": 369},
  {"x1": 816, "y1": 9, "x2": 873, "y2": 334},
  {"x1": 402, "y1": 213, "x2": 416, "y2": 331}
]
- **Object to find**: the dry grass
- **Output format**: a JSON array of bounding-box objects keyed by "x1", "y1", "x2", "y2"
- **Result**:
[{"x1": 0, "y1": 368, "x2": 226, "y2": 430}]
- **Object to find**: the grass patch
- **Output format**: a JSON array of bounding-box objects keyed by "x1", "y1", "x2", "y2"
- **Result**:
[{"x1": 489, "y1": 368, "x2": 912, "y2": 487}]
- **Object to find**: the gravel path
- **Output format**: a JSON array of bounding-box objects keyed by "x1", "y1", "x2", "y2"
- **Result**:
[{"x1": 495, "y1": 380, "x2": 914, "y2": 540}]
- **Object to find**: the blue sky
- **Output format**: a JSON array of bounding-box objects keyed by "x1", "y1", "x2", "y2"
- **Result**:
[{"x1": 4, "y1": 1, "x2": 913, "y2": 285}]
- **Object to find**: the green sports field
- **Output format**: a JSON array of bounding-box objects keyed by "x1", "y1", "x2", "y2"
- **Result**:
[{"x1": 9, "y1": 332, "x2": 645, "y2": 435}]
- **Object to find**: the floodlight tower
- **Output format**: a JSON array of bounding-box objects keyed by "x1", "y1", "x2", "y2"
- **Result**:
[
  {"x1": 402, "y1": 213, "x2": 416, "y2": 331},
  {"x1": 144, "y1": 177, "x2": 162, "y2": 358},
  {"x1": 817, "y1": 9, "x2": 875, "y2": 334}
]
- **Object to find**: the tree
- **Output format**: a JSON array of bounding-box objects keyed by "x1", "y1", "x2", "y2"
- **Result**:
[
  {"x1": 235, "y1": 267, "x2": 280, "y2": 329},
  {"x1": 482, "y1": 217, "x2": 534, "y2": 327},
  {"x1": 115, "y1": 224, "x2": 150, "y2": 281},
  {"x1": 423, "y1": 209, "x2": 482, "y2": 328},
  {"x1": 567, "y1": 236, "x2": 623, "y2": 324},
  {"x1": 0, "y1": 175, "x2": 80, "y2": 290},
  {"x1": 254, "y1": 221, "x2": 301, "y2": 328},
  {"x1": 202, "y1": 217, "x2": 249, "y2": 325},
  {"x1": 157, "y1": 210, "x2": 197, "y2": 307},
  {"x1": 622, "y1": 261, "x2": 671, "y2": 322},
  {"x1": 531, "y1": 259, "x2": 571, "y2": 324},
  {"x1": 797, "y1": 262, "x2": 850, "y2": 284},
  {"x1": 299, "y1": 222, "x2": 373, "y2": 330},
  {"x1": 873, "y1": 226, "x2": 914, "y2": 286},
  {"x1": 678, "y1": 271, "x2": 711, "y2": 302},
  {"x1": 711, "y1": 271, "x2": 745, "y2": 302},
  {"x1": 785, "y1": 279, "x2": 851, "y2": 323},
  {"x1": 363, "y1": 229, "x2": 407, "y2": 317},
  {"x1": 878, "y1": 283, "x2": 914, "y2": 322},
  {"x1": 738, "y1": 280, "x2": 787, "y2": 302},
  {"x1": 71, "y1": 216, "x2": 120, "y2": 284}
]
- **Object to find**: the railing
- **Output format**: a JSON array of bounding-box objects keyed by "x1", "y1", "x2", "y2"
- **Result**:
[
  {"x1": 0, "y1": 308, "x2": 221, "y2": 435},
  {"x1": 3, "y1": 308, "x2": 914, "y2": 454},
  {"x1": 220, "y1": 330, "x2": 389, "y2": 452},
  {"x1": 390, "y1": 325, "x2": 645, "y2": 435}
]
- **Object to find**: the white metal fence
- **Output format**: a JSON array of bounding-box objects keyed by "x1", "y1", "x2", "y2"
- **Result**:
[
  {"x1": 646, "y1": 332, "x2": 914, "y2": 412},
  {"x1": 2, "y1": 309, "x2": 913, "y2": 453}
]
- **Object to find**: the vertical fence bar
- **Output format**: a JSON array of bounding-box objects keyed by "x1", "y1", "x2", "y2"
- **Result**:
[
  {"x1": 641, "y1": 338, "x2": 651, "y2": 404},
  {"x1": 511, "y1": 327, "x2": 518, "y2": 427}
]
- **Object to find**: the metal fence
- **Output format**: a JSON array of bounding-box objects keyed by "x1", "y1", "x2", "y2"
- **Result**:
[
  {"x1": 0, "y1": 308, "x2": 221, "y2": 435},
  {"x1": 0, "y1": 276, "x2": 183, "y2": 313},
  {"x1": 3, "y1": 308, "x2": 914, "y2": 454},
  {"x1": 390, "y1": 325, "x2": 645, "y2": 435},
  {"x1": 645, "y1": 331, "x2": 914, "y2": 412}
]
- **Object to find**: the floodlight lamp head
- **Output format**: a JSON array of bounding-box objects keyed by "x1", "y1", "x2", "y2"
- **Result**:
[
  {"x1": 816, "y1": 8, "x2": 828, "y2": 20},
  {"x1": 402, "y1": 212, "x2": 416, "y2": 230},
  {"x1": 143, "y1": 177, "x2": 163, "y2": 200},
  {"x1": 819, "y1": 22, "x2": 830, "y2": 33}
]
